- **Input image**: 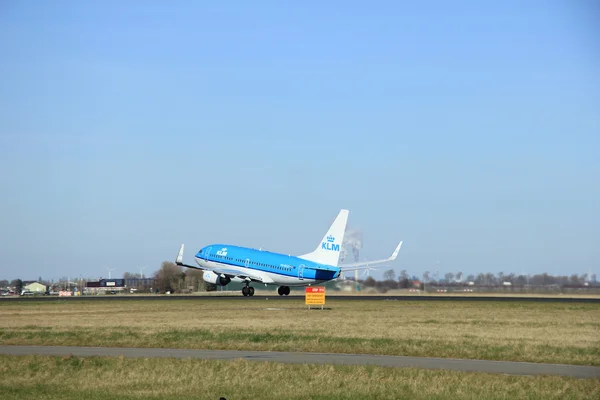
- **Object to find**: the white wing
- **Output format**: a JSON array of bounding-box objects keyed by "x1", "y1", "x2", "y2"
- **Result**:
[
  {"x1": 212, "y1": 268, "x2": 274, "y2": 284},
  {"x1": 338, "y1": 241, "x2": 403, "y2": 271}
]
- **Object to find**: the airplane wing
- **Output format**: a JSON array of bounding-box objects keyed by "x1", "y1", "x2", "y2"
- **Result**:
[
  {"x1": 211, "y1": 267, "x2": 275, "y2": 284},
  {"x1": 338, "y1": 241, "x2": 403, "y2": 271},
  {"x1": 302, "y1": 264, "x2": 339, "y2": 272}
]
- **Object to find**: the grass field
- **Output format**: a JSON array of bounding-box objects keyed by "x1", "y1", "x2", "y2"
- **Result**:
[
  {"x1": 1, "y1": 355, "x2": 598, "y2": 400},
  {"x1": 1, "y1": 298, "x2": 599, "y2": 366}
]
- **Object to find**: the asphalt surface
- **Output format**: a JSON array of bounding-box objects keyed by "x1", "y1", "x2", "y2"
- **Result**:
[
  {"x1": 1, "y1": 345, "x2": 599, "y2": 378},
  {"x1": 3, "y1": 295, "x2": 600, "y2": 303}
]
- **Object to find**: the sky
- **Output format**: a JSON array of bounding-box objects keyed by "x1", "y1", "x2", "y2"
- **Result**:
[{"x1": 0, "y1": 0, "x2": 598, "y2": 282}]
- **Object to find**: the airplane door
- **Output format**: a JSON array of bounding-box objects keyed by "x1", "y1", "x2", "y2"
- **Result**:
[
  {"x1": 298, "y1": 264, "x2": 305, "y2": 280},
  {"x1": 245, "y1": 259, "x2": 250, "y2": 268},
  {"x1": 205, "y1": 247, "x2": 212, "y2": 261}
]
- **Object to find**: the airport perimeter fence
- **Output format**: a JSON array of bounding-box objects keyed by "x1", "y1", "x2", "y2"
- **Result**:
[{"x1": 421, "y1": 284, "x2": 600, "y2": 295}]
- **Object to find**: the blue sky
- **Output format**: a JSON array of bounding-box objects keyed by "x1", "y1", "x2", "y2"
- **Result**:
[{"x1": 1, "y1": 1, "x2": 598, "y2": 281}]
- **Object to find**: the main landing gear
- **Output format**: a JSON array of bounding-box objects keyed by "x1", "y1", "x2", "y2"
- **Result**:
[
  {"x1": 277, "y1": 286, "x2": 290, "y2": 296},
  {"x1": 242, "y1": 284, "x2": 255, "y2": 297}
]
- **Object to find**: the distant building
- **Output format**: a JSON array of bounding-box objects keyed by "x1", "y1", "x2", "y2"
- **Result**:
[
  {"x1": 123, "y1": 277, "x2": 155, "y2": 288},
  {"x1": 85, "y1": 279, "x2": 126, "y2": 294},
  {"x1": 22, "y1": 281, "x2": 47, "y2": 294}
]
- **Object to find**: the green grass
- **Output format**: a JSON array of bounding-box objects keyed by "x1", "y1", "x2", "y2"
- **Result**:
[
  {"x1": 1, "y1": 299, "x2": 599, "y2": 366},
  {"x1": 1, "y1": 355, "x2": 598, "y2": 400}
]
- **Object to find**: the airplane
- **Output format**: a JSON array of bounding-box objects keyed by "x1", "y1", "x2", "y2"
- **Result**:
[{"x1": 175, "y1": 209, "x2": 403, "y2": 296}]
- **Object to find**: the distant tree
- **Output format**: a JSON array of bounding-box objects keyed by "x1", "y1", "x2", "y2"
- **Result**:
[
  {"x1": 374, "y1": 279, "x2": 389, "y2": 293},
  {"x1": 383, "y1": 269, "x2": 396, "y2": 281},
  {"x1": 497, "y1": 272, "x2": 505, "y2": 283},
  {"x1": 444, "y1": 272, "x2": 454, "y2": 283},
  {"x1": 592, "y1": 274, "x2": 597, "y2": 283},
  {"x1": 474, "y1": 273, "x2": 485, "y2": 285},
  {"x1": 10, "y1": 279, "x2": 23, "y2": 293},
  {"x1": 398, "y1": 270, "x2": 411, "y2": 288},
  {"x1": 569, "y1": 274, "x2": 581, "y2": 285},
  {"x1": 505, "y1": 273, "x2": 515, "y2": 284},
  {"x1": 455, "y1": 272, "x2": 463, "y2": 282},
  {"x1": 153, "y1": 262, "x2": 183, "y2": 293},
  {"x1": 423, "y1": 271, "x2": 430, "y2": 282},
  {"x1": 514, "y1": 274, "x2": 527, "y2": 285},
  {"x1": 0, "y1": 279, "x2": 8, "y2": 288},
  {"x1": 184, "y1": 269, "x2": 205, "y2": 292},
  {"x1": 362, "y1": 276, "x2": 376, "y2": 287},
  {"x1": 123, "y1": 272, "x2": 142, "y2": 279},
  {"x1": 541, "y1": 273, "x2": 550, "y2": 285},
  {"x1": 466, "y1": 274, "x2": 475, "y2": 282},
  {"x1": 57, "y1": 277, "x2": 70, "y2": 290},
  {"x1": 531, "y1": 274, "x2": 542, "y2": 285}
]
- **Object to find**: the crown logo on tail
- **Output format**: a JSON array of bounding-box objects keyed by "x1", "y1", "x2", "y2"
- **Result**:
[{"x1": 327, "y1": 235, "x2": 335, "y2": 243}]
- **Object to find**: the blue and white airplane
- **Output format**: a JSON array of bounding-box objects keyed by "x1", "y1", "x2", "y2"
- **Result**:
[{"x1": 176, "y1": 209, "x2": 403, "y2": 296}]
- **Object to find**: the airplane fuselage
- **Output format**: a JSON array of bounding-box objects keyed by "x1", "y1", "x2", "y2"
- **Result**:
[
  {"x1": 194, "y1": 244, "x2": 340, "y2": 287},
  {"x1": 175, "y1": 208, "x2": 401, "y2": 297}
]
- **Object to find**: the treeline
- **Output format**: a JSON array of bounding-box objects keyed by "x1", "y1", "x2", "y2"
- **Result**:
[
  {"x1": 378, "y1": 269, "x2": 596, "y2": 286},
  {"x1": 1, "y1": 279, "x2": 24, "y2": 293},
  {"x1": 355, "y1": 269, "x2": 598, "y2": 292},
  {"x1": 134, "y1": 262, "x2": 208, "y2": 293},
  {"x1": 432, "y1": 271, "x2": 595, "y2": 286},
  {"x1": 0, "y1": 262, "x2": 210, "y2": 294}
]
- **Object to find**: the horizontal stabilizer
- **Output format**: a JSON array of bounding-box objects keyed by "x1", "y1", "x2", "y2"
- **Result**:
[
  {"x1": 175, "y1": 244, "x2": 203, "y2": 270},
  {"x1": 176, "y1": 244, "x2": 184, "y2": 264}
]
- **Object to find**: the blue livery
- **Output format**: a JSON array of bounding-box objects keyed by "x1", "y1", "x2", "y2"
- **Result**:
[{"x1": 175, "y1": 209, "x2": 403, "y2": 296}]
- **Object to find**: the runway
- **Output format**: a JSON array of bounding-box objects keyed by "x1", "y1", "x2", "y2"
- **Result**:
[
  {"x1": 4, "y1": 295, "x2": 600, "y2": 303},
  {"x1": 1, "y1": 345, "x2": 599, "y2": 378}
]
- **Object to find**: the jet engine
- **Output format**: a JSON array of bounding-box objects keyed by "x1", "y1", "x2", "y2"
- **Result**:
[{"x1": 203, "y1": 270, "x2": 231, "y2": 286}]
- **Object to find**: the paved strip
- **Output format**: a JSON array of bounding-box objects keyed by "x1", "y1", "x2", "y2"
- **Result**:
[
  {"x1": 1, "y1": 345, "x2": 598, "y2": 378},
  {"x1": 3, "y1": 295, "x2": 599, "y2": 303}
]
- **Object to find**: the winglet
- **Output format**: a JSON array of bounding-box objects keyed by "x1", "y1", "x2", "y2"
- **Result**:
[
  {"x1": 389, "y1": 241, "x2": 403, "y2": 261},
  {"x1": 176, "y1": 244, "x2": 184, "y2": 265}
]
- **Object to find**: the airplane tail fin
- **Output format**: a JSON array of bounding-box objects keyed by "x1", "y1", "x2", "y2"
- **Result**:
[{"x1": 298, "y1": 209, "x2": 349, "y2": 267}]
